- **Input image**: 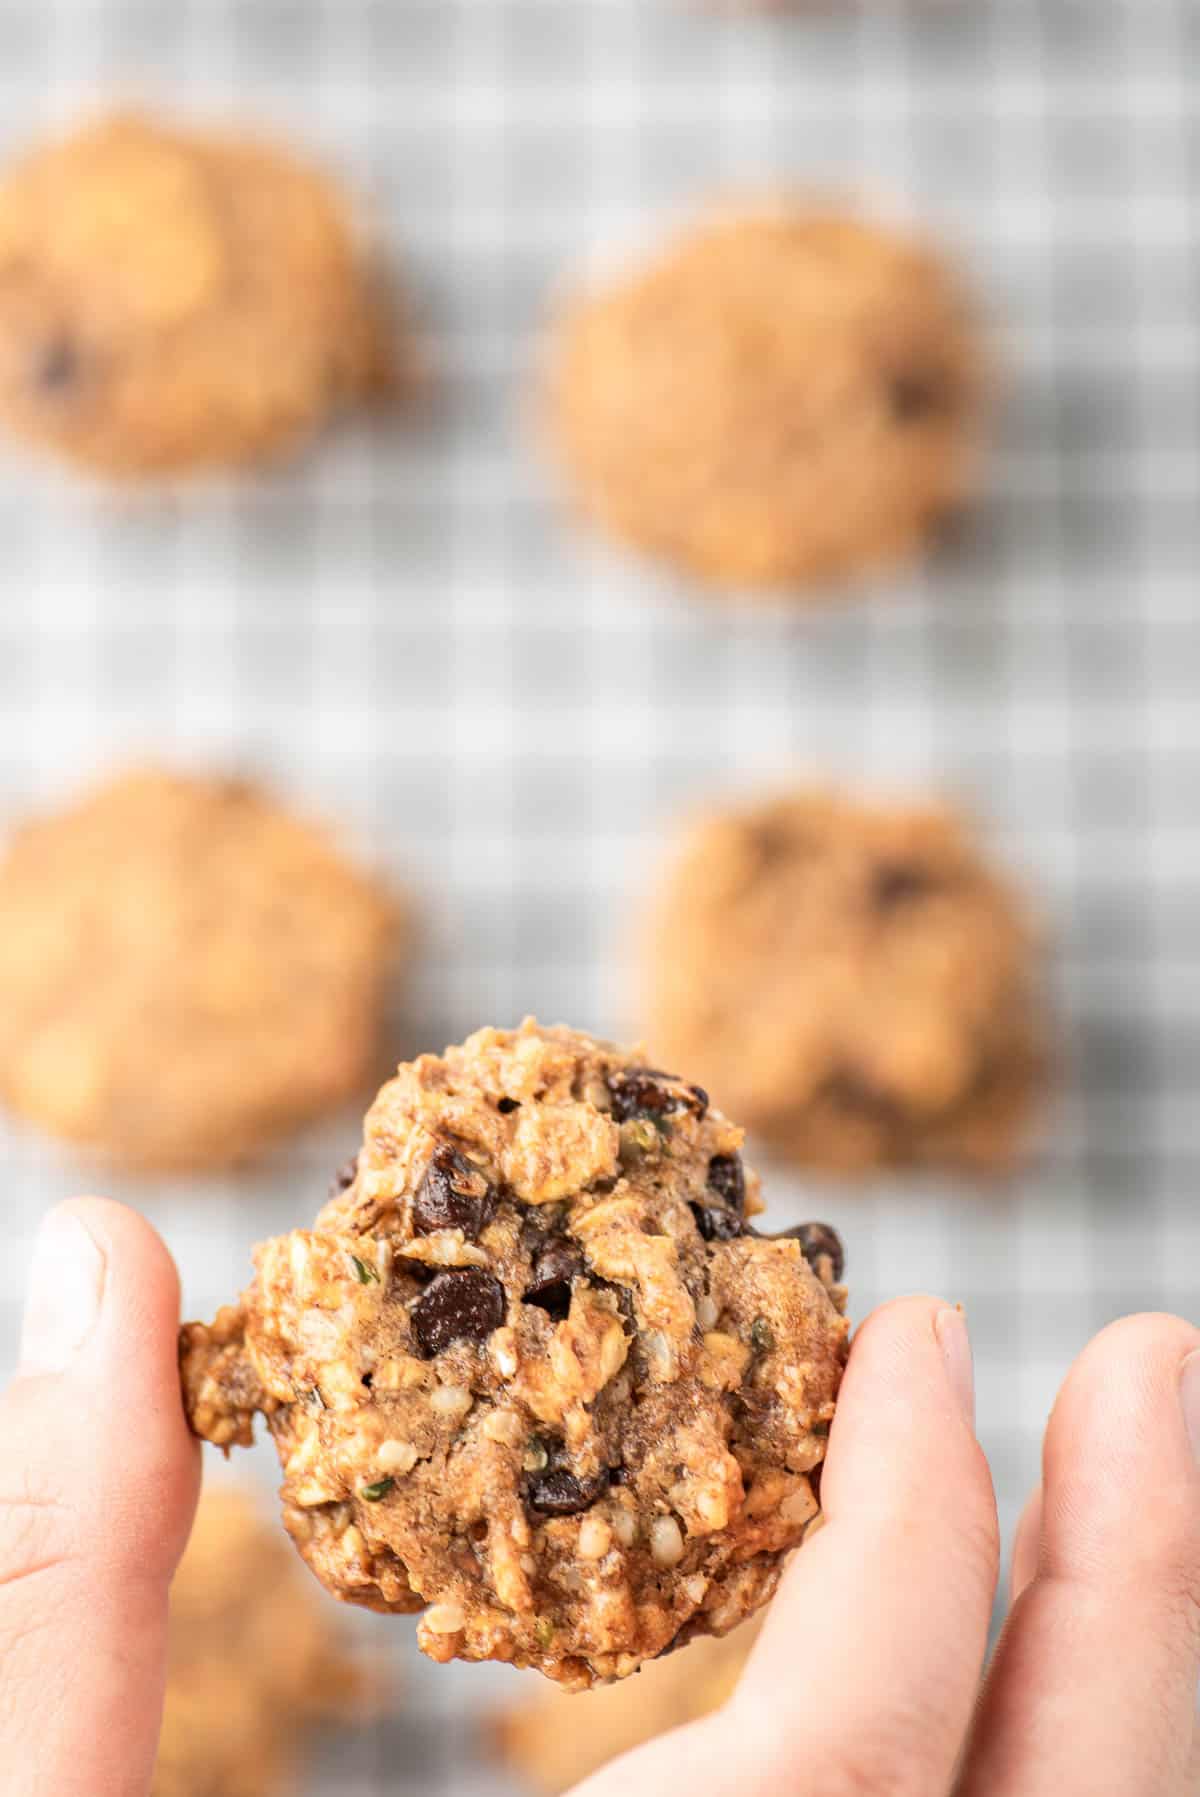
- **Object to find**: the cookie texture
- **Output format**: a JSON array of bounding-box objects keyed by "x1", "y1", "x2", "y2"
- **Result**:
[
  {"x1": 0, "y1": 111, "x2": 400, "y2": 477},
  {"x1": 0, "y1": 767, "x2": 401, "y2": 1170},
  {"x1": 180, "y1": 1020, "x2": 848, "y2": 1688},
  {"x1": 639, "y1": 791, "x2": 1043, "y2": 1173},
  {"x1": 545, "y1": 203, "x2": 986, "y2": 591},
  {"x1": 154, "y1": 1486, "x2": 365, "y2": 1797},
  {"x1": 495, "y1": 1615, "x2": 758, "y2": 1793}
]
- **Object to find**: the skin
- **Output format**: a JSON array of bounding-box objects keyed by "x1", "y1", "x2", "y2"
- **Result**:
[{"x1": 1, "y1": 1202, "x2": 1199, "y2": 1796}]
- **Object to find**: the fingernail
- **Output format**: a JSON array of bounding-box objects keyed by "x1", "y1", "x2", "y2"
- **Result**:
[
  {"x1": 935, "y1": 1304, "x2": 975, "y2": 1427},
  {"x1": 1179, "y1": 1350, "x2": 1200, "y2": 1460},
  {"x1": 19, "y1": 1208, "x2": 106, "y2": 1375}
]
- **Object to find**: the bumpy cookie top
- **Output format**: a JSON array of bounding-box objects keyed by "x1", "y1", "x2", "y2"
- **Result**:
[
  {"x1": 181, "y1": 1020, "x2": 848, "y2": 1687},
  {"x1": 155, "y1": 1487, "x2": 364, "y2": 1797},
  {"x1": 0, "y1": 767, "x2": 401, "y2": 1170},
  {"x1": 0, "y1": 111, "x2": 397, "y2": 475},
  {"x1": 546, "y1": 202, "x2": 986, "y2": 590},
  {"x1": 640, "y1": 789, "x2": 1044, "y2": 1172}
]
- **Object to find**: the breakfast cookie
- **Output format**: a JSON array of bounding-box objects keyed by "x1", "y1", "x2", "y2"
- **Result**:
[
  {"x1": 0, "y1": 111, "x2": 403, "y2": 477},
  {"x1": 495, "y1": 1615, "x2": 759, "y2": 1792},
  {"x1": 639, "y1": 791, "x2": 1043, "y2": 1173},
  {"x1": 155, "y1": 1486, "x2": 365, "y2": 1797},
  {"x1": 545, "y1": 203, "x2": 986, "y2": 590},
  {"x1": 180, "y1": 1020, "x2": 848, "y2": 1688},
  {"x1": 0, "y1": 767, "x2": 402, "y2": 1170}
]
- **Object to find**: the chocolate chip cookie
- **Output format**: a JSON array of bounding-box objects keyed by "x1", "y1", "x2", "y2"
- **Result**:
[
  {"x1": 0, "y1": 111, "x2": 403, "y2": 477},
  {"x1": 639, "y1": 791, "x2": 1044, "y2": 1173},
  {"x1": 180, "y1": 1020, "x2": 848, "y2": 1688},
  {"x1": 545, "y1": 202, "x2": 986, "y2": 591},
  {"x1": 495, "y1": 1615, "x2": 759, "y2": 1792},
  {"x1": 155, "y1": 1486, "x2": 366, "y2": 1797},
  {"x1": 0, "y1": 767, "x2": 402, "y2": 1170}
]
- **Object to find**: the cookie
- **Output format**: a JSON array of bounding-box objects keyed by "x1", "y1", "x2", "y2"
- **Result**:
[
  {"x1": 494, "y1": 1616, "x2": 759, "y2": 1793},
  {"x1": 154, "y1": 1486, "x2": 365, "y2": 1797},
  {"x1": 545, "y1": 202, "x2": 986, "y2": 590},
  {"x1": 180, "y1": 1019, "x2": 848, "y2": 1688},
  {"x1": 0, "y1": 111, "x2": 402, "y2": 477},
  {"x1": 0, "y1": 767, "x2": 402, "y2": 1170},
  {"x1": 638, "y1": 790, "x2": 1043, "y2": 1173}
]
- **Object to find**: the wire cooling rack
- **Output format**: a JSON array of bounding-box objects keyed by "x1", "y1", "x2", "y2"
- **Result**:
[{"x1": 1, "y1": 2, "x2": 1198, "y2": 1791}]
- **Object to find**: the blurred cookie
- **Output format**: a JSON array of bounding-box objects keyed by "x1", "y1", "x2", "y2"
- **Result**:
[
  {"x1": 0, "y1": 111, "x2": 404, "y2": 477},
  {"x1": 494, "y1": 1617, "x2": 759, "y2": 1793},
  {"x1": 0, "y1": 767, "x2": 403, "y2": 1170},
  {"x1": 639, "y1": 790, "x2": 1043, "y2": 1173},
  {"x1": 545, "y1": 203, "x2": 986, "y2": 591},
  {"x1": 155, "y1": 1486, "x2": 365, "y2": 1797},
  {"x1": 181, "y1": 1020, "x2": 847, "y2": 1688}
]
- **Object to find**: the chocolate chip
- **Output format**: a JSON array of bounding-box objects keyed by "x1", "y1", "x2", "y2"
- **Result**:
[
  {"x1": 497, "y1": 1097, "x2": 520, "y2": 1114},
  {"x1": 527, "y1": 1446, "x2": 609, "y2": 1517},
  {"x1": 888, "y1": 366, "x2": 953, "y2": 424},
  {"x1": 690, "y1": 1152, "x2": 747, "y2": 1241},
  {"x1": 410, "y1": 1268, "x2": 505, "y2": 1356},
  {"x1": 822, "y1": 1067, "x2": 900, "y2": 1122},
  {"x1": 329, "y1": 1155, "x2": 359, "y2": 1198},
  {"x1": 691, "y1": 1202, "x2": 745, "y2": 1242},
  {"x1": 412, "y1": 1144, "x2": 497, "y2": 1240},
  {"x1": 33, "y1": 337, "x2": 79, "y2": 395},
  {"x1": 608, "y1": 1068, "x2": 708, "y2": 1124},
  {"x1": 523, "y1": 1240, "x2": 585, "y2": 1321},
  {"x1": 872, "y1": 862, "x2": 936, "y2": 909},
  {"x1": 776, "y1": 1221, "x2": 845, "y2": 1285}
]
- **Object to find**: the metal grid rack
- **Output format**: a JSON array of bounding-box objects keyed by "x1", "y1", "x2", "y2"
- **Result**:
[{"x1": 1, "y1": 3, "x2": 1198, "y2": 1791}]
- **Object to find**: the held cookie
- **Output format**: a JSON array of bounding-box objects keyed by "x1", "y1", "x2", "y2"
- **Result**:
[
  {"x1": 180, "y1": 1020, "x2": 848, "y2": 1688},
  {"x1": 0, "y1": 111, "x2": 403, "y2": 477},
  {"x1": 545, "y1": 202, "x2": 986, "y2": 591},
  {"x1": 0, "y1": 767, "x2": 402, "y2": 1170},
  {"x1": 638, "y1": 790, "x2": 1044, "y2": 1173},
  {"x1": 494, "y1": 1615, "x2": 759, "y2": 1793},
  {"x1": 155, "y1": 1486, "x2": 366, "y2": 1797}
]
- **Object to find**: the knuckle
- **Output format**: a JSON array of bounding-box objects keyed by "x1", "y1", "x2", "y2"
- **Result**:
[{"x1": 812, "y1": 1721, "x2": 941, "y2": 1797}]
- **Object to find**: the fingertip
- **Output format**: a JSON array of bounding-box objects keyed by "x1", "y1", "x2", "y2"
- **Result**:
[{"x1": 60, "y1": 1195, "x2": 181, "y2": 1311}]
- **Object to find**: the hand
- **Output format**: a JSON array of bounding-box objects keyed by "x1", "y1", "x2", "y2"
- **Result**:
[
  {"x1": 570, "y1": 1297, "x2": 1200, "y2": 1797},
  {"x1": 0, "y1": 1200, "x2": 199, "y2": 1797}
]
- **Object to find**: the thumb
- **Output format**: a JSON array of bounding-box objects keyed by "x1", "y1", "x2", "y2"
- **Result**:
[{"x1": 0, "y1": 1199, "x2": 200, "y2": 1797}]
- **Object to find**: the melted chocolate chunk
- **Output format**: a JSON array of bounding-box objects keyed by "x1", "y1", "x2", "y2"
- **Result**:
[
  {"x1": 822, "y1": 1067, "x2": 901, "y2": 1122},
  {"x1": 523, "y1": 1240, "x2": 585, "y2": 1322},
  {"x1": 872, "y1": 861, "x2": 936, "y2": 910},
  {"x1": 888, "y1": 365, "x2": 953, "y2": 424},
  {"x1": 608, "y1": 1068, "x2": 708, "y2": 1124},
  {"x1": 412, "y1": 1144, "x2": 497, "y2": 1240},
  {"x1": 410, "y1": 1268, "x2": 505, "y2": 1357},
  {"x1": 497, "y1": 1096, "x2": 520, "y2": 1114},
  {"x1": 691, "y1": 1153, "x2": 747, "y2": 1241},
  {"x1": 33, "y1": 337, "x2": 79, "y2": 395},
  {"x1": 776, "y1": 1221, "x2": 845, "y2": 1285},
  {"x1": 527, "y1": 1442, "x2": 609, "y2": 1517},
  {"x1": 329, "y1": 1155, "x2": 359, "y2": 1198}
]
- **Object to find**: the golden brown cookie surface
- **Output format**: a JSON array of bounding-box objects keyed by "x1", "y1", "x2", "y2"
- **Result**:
[
  {"x1": 639, "y1": 791, "x2": 1044, "y2": 1172},
  {"x1": 0, "y1": 767, "x2": 401, "y2": 1169},
  {"x1": 0, "y1": 112, "x2": 399, "y2": 476},
  {"x1": 180, "y1": 1020, "x2": 848, "y2": 1688},
  {"x1": 494, "y1": 1616, "x2": 759, "y2": 1793},
  {"x1": 154, "y1": 1486, "x2": 364, "y2": 1797},
  {"x1": 546, "y1": 203, "x2": 986, "y2": 591}
]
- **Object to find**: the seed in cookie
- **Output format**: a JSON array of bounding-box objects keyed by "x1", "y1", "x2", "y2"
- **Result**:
[
  {"x1": 0, "y1": 110, "x2": 411, "y2": 478},
  {"x1": 0, "y1": 766, "x2": 405, "y2": 1171},
  {"x1": 545, "y1": 202, "x2": 987, "y2": 592},
  {"x1": 638, "y1": 788, "x2": 1045, "y2": 1174},
  {"x1": 179, "y1": 1020, "x2": 848, "y2": 1688}
]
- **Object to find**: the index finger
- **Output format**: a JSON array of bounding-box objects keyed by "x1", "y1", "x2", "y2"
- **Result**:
[{"x1": 733, "y1": 1296, "x2": 1000, "y2": 1797}]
